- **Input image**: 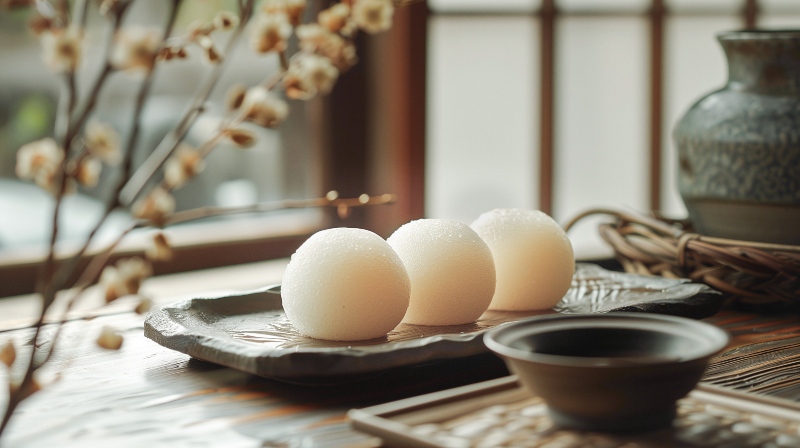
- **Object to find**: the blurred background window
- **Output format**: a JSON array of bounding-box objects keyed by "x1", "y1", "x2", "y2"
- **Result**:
[
  {"x1": 0, "y1": 1, "x2": 332, "y2": 296},
  {"x1": 425, "y1": 0, "x2": 800, "y2": 258}
]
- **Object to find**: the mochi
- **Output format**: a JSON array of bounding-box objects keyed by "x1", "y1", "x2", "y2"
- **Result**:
[
  {"x1": 281, "y1": 228, "x2": 410, "y2": 341},
  {"x1": 471, "y1": 208, "x2": 574, "y2": 310},
  {"x1": 387, "y1": 219, "x2": 496, "y2": 326}
]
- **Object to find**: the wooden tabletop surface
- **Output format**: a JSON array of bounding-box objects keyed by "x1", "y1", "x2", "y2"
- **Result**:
[{"x1": 2, "y1": 261, "x2": 800, "y2": 447}]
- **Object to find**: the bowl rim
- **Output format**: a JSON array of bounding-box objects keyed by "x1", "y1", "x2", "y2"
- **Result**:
[{"x1": 483, "y1": 312, "x2": 730, "y2": 368}]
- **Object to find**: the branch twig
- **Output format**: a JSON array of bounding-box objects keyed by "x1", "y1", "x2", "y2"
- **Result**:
[{"x1": 119, "y1": 0, "x2": 255, "y2": 206}]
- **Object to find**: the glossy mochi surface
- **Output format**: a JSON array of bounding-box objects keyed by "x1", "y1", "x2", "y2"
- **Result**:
[
  {"x1": 282, "y1": 228, "x2": 410, "y2": 341},
  {"x1": 471, "y1": 208, "x2": 574, "y2": 311},
  {"x1": 388, "y1": 219, "x2": 496, "y2": 326}
]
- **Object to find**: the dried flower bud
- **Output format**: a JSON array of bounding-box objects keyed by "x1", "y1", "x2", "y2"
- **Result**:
[
  {"x1": 28, "y1": 14, "x2": 52, "y2": 36},
  {"x1": 283, "y1": 54, "x2": 339, "y2": 100},
  {"x1": 84, "y1": 121, "x2": 122, "y2": 165},
  {"x1": 157, "y1": 46, "x2": 173, "y2": 61},
  {"x1": 326, "y1": 190, "x2": 338, "y2": 201},
  {"x1": 132, "y1": 187, "x2": 175, "y2": 225},
  {"x1": 164, "y1": 145, "x2": 205, "y2": 189},
  {"x1": 187, "y1": 20, "x2": 214, "y2": 41},
  {"x1": 334, "y1": 40, "x2": 358, "y2": 72},
  {"x1": 203, "y1": 42, "x2": 221, "y2": 64},
  {"x1": 16, "y1": 138, "x2": 63, "y2": 192},
  {"x1": 261, "y1": 0, "x2": 307, "y2": 26},
  {"x1": 352, "y1": 0, "x2": 394, "y2": 34},
  {"x1": 296, "y1": 24, "x2": 350, "y2": 65},
  {"x1": 145, "y1": 232, "x2": 172, "y2": 261},
  {"x1": 135, "y1": 297, "x2": 154, "y2": 315},
  {"x1": 100, "y1": 258, "x2": 153, "y2": 302},
  {"x1": 318, "y1": 3, "x2": 350, "y2": 33},
  {"x1": 41, "y1": 28, "x2": 83, "y2": 73},
  {"x1": 96, "y1": 326, "x2": 124, "y2": 350},
  {"x1": 284, "y1": 0, "x2": 307, "y2": 26},
  {"x1": 226, "y1": 84, "x2": 247, "y2": 111},
  {"x1": 111, "y1": 26, "x2": 161, "y2": 72},
  {"x1": 74, "y1": 157, "x2": 101, "y2": 187},
  {"x1": 0, "y1": 340, "x2": 16, "y2": 368},
  {"x1": 225, "y1": 128, "x2": 257, "y2": 148},
  {"x1": 99, "y1": 0, "x2": 122, "y2": 17},
  {"x1": 241, "y1": 86, "x2": 289, "y2": 128},
  {"x1": 340, "y1": 21, "x2": 357, "y2": 38},
  {"x1": 337, "y1": 203, "x2": 350, "y2": 219},
  {"x1": 248, "y1": 11, "x2": 292, "y2": 54},
  {"x1": 212, "y1": 10, "x2": 240, "y2": 31}
]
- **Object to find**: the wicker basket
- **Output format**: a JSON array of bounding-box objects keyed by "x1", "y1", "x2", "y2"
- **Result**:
[{"x1": 565, "y1": 209, "x2": 800, "y2": 305}]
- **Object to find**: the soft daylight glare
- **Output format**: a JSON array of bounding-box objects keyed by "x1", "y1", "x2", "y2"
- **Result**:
[
  {"x1": 471, "y1": 209, "x2": 575, "y2": 310},
  {"x1": 388, "y1": 219, "x2": 496, "y2": 326},
  {"x1": 281, "y1": 228, "x2": 410, "y2": 341}
]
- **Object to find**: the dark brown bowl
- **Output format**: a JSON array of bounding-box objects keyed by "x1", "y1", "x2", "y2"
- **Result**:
[{"x1": 484, "y1": 313, "x2": 730, "y2": 432}]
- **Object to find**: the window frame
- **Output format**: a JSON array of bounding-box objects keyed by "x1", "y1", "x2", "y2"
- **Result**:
[{"x1": 0, "y1": 1, "x2": 430, "y2": 298}]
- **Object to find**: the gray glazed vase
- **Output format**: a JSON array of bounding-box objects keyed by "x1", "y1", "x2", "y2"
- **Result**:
[{"x1": 674, "y1": 30, "x2": 800, "y2": 245}]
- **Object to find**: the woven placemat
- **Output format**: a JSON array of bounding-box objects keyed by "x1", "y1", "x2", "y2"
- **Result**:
[{"x1": 564, "y1": 209, "x2": 800, "y2": 305}]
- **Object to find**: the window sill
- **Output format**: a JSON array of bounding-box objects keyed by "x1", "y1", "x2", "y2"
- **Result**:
[{"x1": 0, "y1": 211, "x2": 321, "y2": 298}]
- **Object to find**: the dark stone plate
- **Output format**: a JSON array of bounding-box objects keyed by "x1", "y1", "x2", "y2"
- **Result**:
[{"x1": 144, "y1": 264, "x2": 722, "y2": 380}]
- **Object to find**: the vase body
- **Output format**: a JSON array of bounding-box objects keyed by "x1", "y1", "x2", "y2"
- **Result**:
[{"x1": 674, "y1": 30, "x2": 800, "y2": 244}]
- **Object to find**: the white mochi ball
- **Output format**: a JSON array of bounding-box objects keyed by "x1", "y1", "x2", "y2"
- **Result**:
[
  {"x1": 281, "y1": 228, "x2": 410, "y2": 341},
  {"x1": 387, "y1": 219, "x2": 496, "y2": 326},
  {"x1": 471, "y1": 208, "x2": 575, "y2": 311}
]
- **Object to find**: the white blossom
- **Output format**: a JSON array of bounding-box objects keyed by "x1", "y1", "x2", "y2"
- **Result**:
[
  {"x1": 41, "y1": 28, "x2": 82, "y2": 72},
  {"x1": 283, "y1": 54, "x2": 339, "y2": 100},
  {"x1": 85, "y1": 122, "x2": 122, "y2": 165},
  {"x1": 145, "y1": 232, "x2": 173, "y2": 261},
  {"x1": 318, "y1": 3, "x2": 351, "y2": 33},
  {"x1": 241, "y1": 86, "x2": 289, "y2": 127},
  {"x1": 16, "y1": 138, "x2": 63, "y2": 192},
  {"x1": 261, "y1": 0, "x2": 306, "y2": 26},
  {"x1": 99, "y1": 258, "x2": 152, "y2": 303},
  {"x1": 212, "y1": 10, "x2": 240, "y2": 31},
  {"x1": 164, "y1": 144, "x2": 205, "y2": 189},
  {"x1": 112, "y1": 27, "x2": 162, "y2": 72},
  {"x1": 248, "y1": 11, "x2": 292, "y2": 54},
  {"x1": 296, "y1": 24, "x2": 356, "y2": 70},
  {"x1": 352, "y1": 0, "x2": 394, "y2": 34},
  {"x1": 75, "y1": 157, "x2": 101, "y2": 188},
  {"x1": 132, "y1": 187, "x2": 175, "y2": 224}
]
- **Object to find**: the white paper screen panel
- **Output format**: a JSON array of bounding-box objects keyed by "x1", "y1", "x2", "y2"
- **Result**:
[
  {"x1": 425, "y1": 3, "x2": 800, "y2": 257},
  {"x1": 427, "y1": 16, "x2": 539, "y2": 225}
]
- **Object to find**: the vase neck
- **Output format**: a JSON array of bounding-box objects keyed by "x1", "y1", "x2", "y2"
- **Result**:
[{"x1": 719, "y1": 31, "x2": 800, "y2": 93}]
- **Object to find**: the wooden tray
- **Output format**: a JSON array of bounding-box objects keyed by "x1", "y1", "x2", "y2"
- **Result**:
[{"x1": 349, "y1": 376, "x2": 800, "y2": 447}]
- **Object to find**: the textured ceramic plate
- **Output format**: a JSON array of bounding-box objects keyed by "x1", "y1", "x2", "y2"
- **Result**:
[{"x1": 144, "y1": 264, "x2": 723, "y2": 380}]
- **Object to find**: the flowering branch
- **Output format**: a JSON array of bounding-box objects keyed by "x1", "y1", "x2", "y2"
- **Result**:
[
  {"x1": 119, "y1": 2, "x2": 254, "y2": 206},
  {"x1": 164, "y1": 191, "x2": 397, "y2": 225},
  {"x1": 1, "y1": 0, "x2": 402, "y2": 440}
]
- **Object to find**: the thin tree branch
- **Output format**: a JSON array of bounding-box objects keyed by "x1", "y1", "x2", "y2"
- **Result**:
[
  {"x1": 119, "y1": 0, "x2": 255, "y2": 206},
  {"x1": 68, "y1": 1, "x2": 131, "y2": 138},
  {"x1": 163, "y1": 193, "x2": 397, "y2": 226},
  {"x1": 52, "y1": 0, "x2": 182, "y2": 294}
]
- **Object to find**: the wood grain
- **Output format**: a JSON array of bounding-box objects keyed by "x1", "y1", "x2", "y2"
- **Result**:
[
  {"x1": 0, "y1": 312, "x2": 508, "y2": 447},
  {"x1": 2, "y1": 277, "x2": 800, "y2": 445}
]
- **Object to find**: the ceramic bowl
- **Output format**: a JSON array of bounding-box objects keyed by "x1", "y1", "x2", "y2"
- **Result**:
[{"x1": 484, "y1": 313, "x2": 730, "y2": 432}]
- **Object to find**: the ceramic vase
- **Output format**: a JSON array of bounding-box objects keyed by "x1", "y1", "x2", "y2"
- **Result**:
[{"x1": 674, "y1": 30, "x2": 800, "y2": 245}]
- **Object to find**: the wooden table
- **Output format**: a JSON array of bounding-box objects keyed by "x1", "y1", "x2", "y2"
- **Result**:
[{"x1": 1, "y1": 261, "x2": 800, "y2": 447}]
